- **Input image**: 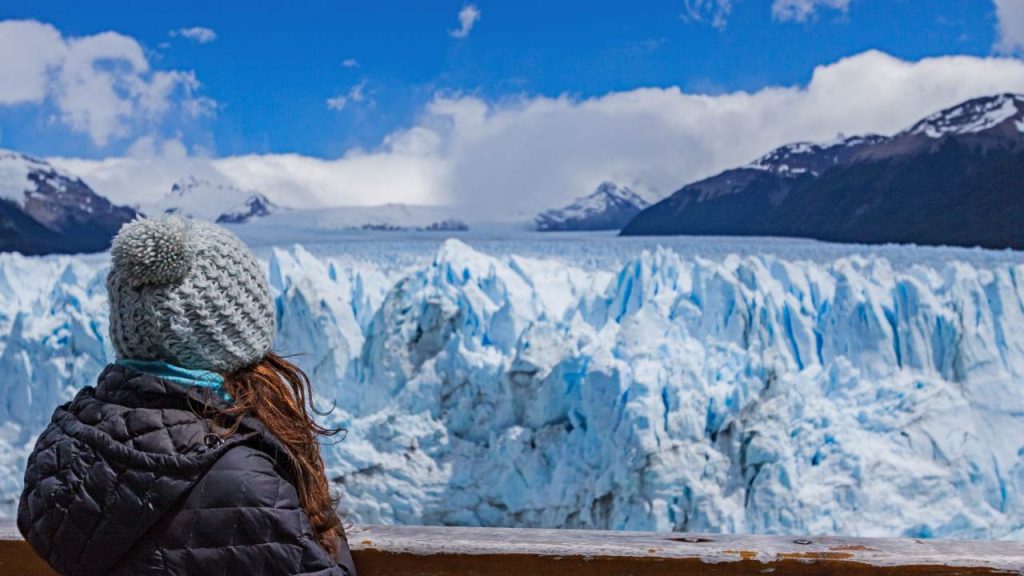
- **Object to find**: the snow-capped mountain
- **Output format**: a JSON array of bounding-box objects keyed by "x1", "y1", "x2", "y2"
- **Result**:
[
  {"x1": 142, "y1": 176, "x2": 278, "y2": 224},
  {"x1": 623, "y1": 93, "x2": 1024, "y2": 249},
  {"x1": 534, "y1": 182, "x2": 650, "y2": 231},
  {"x1": 0, "y1": 150, "x2": 136, "y2": 255},
  {"x1": 906, "y1": 93, "x2": 1024, "y2": 139},
  {"x1": 145, "y1": 179, "x2": 470, "y2": 233},
  {"x1": 1, "y1": 238, "x2": 1023, "y2": 539},
  {"x1": 748, "y1": 134, "x2": 888, "y2": 176}
]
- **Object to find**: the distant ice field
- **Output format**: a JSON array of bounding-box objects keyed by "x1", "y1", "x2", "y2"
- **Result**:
[{"x1": 230, "y1": 227, "x2": 1024, "y2": 271}]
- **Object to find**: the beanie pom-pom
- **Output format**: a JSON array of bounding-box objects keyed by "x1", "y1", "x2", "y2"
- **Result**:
[{"x1": 111, "y1": 216, "x2": 193, "y2": 287}]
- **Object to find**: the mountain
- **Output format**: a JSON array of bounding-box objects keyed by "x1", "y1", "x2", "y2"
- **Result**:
[
  {"x1": 534, "y1": 182, "x2": 650, "y2": 231},
  {"x1": 142, "y1": 176, "x2": 278, "y2": 224},
  {"x1": 0, "y1": 150, "x2": 136, "y2": 255},
  {"x1": 621, "y1": 93, "x2": 1024, "y2": 249},
  {"x1": 145, "y1": 178, "x2": 470, "y2": 232}
]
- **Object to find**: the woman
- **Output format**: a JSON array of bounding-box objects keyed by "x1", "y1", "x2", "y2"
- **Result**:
[{"x1": 18, "y1": 216, "x2": 356, "y2": 575}]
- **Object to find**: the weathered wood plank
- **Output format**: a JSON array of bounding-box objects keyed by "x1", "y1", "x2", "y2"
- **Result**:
[
  {"x1": 3, "y1": 522, "x2": 1023, "y2": 575},
  {"x1": 346, "y1": 525, "x2": 1024, "y2": 576}
]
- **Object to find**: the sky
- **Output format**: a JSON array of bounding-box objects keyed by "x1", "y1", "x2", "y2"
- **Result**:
[{"x1": 0, "y1": 1, "x2": 1023, "y2": 216}]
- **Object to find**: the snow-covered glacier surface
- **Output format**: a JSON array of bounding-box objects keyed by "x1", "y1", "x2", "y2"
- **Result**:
[{"x1": 2, "y1": 235, "x2": 1024, "y2": 540}]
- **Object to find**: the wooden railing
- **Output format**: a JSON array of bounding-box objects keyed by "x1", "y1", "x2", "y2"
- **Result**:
[{"x1": 3, "y1": 523, "x2": 1023, "y2": 575}]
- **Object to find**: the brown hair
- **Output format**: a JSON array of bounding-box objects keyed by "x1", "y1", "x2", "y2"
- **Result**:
[{"x1": 219, "y1": 353, "x2": 343, "y2": 557}]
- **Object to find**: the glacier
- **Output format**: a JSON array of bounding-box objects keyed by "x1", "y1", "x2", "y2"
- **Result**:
[{"x1": 1, "y1": 236, "x2": 1023, "y2": 540}]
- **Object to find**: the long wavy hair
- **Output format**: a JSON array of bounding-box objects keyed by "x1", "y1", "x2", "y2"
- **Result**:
[{"x1": 219, "y1": 353, "x2": 343, "y2": 557}]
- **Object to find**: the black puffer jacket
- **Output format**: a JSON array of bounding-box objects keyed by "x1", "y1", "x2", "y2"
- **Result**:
[{"x1": 18, "y1": 364, "x2": 356, "y2": 576}]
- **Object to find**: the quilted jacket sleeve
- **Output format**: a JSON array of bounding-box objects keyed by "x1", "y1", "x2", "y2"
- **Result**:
[{"x1": 126, "y1": 444, "x2": 355, "y2": 576}]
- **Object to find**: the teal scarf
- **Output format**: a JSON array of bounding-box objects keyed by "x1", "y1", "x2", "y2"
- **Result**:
[{"x1": 117, "y1": 358, "x2": 232, "y2": 402}]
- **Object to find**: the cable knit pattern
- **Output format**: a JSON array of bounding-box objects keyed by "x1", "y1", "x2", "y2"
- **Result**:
[{"x1": 107, "y1": 216, "x2": 275, "y2": 372}]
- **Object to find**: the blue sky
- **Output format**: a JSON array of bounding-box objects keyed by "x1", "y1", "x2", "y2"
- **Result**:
[
  {"x1": 1, "y1": 1, "x2": 1023, "y2": 214},
  {"x1": 0, "y1": 0, "x2": 1010, "y2": 158}
]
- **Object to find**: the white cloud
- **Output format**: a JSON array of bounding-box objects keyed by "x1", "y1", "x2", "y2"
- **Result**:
[
  {"x1": 686, "y1": 0, "x2": 848, "y2": 27},
  {"x1": 994, "y1": 0, "x2": 1024, "y2": 54},
  {"x1": 772, "y1": 0, "x2": 850, "y2": 22},
  {"x1": 326, "y1": 80, "x2": 369, "y2": 111},
  {"x1": 342, "y1": 58, "x2": 359, "y2": 68},
  {"x1": 683, "y1": 0, "x2": 732, "y2": 29},
  {"x1": 449, "y1": 4, "x2": 481, "y2": 39},
  {"x1": 418, "y1": 51, "x2": 1024, "y2": 218},
  {"x1": 54, "y1": 128, "x2": 446, "y2": 209},
  {"x1": 0, "y1": 20, "x2": 65, "y2": 104},
  {"x1": 124, "y1": 135, "x2": 189, "y2": 159},
  {"x1": 52, "y1": 51, "x2": 1024, "y2": 219},
  {"x1": 182, "y1": 93, "x2": 217, "y2": 118},
  {"x1": 169, "y1": 26, "x2": 217, "y2": 44},
  {"x1": 0, "y1": 20, "x2": 212, "y2": 146}
]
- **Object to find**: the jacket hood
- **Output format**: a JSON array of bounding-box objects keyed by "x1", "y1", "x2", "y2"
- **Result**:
[{"x1": 18, "y1": 364, "x2": 267, "y2": 576}]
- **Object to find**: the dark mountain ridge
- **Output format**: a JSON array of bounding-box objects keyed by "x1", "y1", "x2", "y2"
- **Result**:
[
  {"x1": 621, "y1": 93, "x2": 1024, "y2": 250},
  {"x1": 0, "y1": 150, "x2": 137, "y2": 255}
]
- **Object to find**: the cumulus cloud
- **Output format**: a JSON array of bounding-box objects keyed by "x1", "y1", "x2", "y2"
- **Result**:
[
  {"x1": 449, "y1": 4, "x2": 481, "y2": 39},
  {"x1": 422, "y1": 51, "x2": 1024, "y2": 217},
  {"x1": 342, "y1": 58, "x2": 359, "y2": 68},
  {"x1": 326, "y1": 80, "x2": 369, "y2": 111},
  {"x1": 0, "y1": 20, "x2": 65, "y2": 104},
  {"x1": 0, "y1": 20, "x2": 212, "y2": 146},
  {"x1": 53, "y1": 51, "x2": 1024, "y2": 219},
  {"x1": 169, "y1": 26, "x2": 217, "y2": 44},
  {"x1": 994, "y1": 0, "x2": 1024, "y2": 54},
  {"x1": 772, "y1": 0, "x2": 850, "y2": 22},
  {"x1": 54, "y1": 128, "x2": 446, "y2": 209}
]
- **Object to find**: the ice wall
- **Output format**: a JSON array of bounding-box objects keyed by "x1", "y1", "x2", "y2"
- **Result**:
[{"x1": 2, "y1": 240, "x2": 1023, "y2": 540}]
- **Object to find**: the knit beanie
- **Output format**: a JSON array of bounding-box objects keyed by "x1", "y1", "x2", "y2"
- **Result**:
[{"x1": 106, "y1": 216, "x2": 276, "y2": 373}]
